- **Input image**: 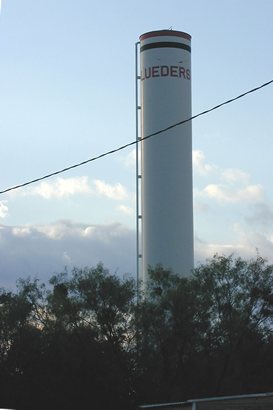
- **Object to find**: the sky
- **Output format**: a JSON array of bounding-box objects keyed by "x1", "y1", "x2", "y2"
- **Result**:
[{"x1": 0, "y1": 0, "x2": 273, "y2": 288}]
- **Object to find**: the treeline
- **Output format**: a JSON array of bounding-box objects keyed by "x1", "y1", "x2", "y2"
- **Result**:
[{"x1": 1, "y1": 255, "x2": 273, "y2": 409}]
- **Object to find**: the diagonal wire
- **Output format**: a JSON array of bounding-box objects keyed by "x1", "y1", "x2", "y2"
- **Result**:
[{"x1": 0, "y1": 79, "x2": 272, "y2": 195}]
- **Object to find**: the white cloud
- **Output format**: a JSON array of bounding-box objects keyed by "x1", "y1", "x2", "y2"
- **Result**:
[
  {"x1": 200, "y1": 183, "x2": 263, "y2": 203},
  {"x1": 118, "y1": 204, "x2": 134, "y2": 215},
  {"x1": 0, "y1": 221, "x2": 135, "y2": 288},
  {"x1": 245, "y1": 203, "x2": 273, "y2": 229},
  {"x1": 193, "y1": 150, "x2": 216, "y2": 175},
  {"x1": 63, "y1": 251, "x2": 72, "y2": 265},
  {"x1": 35, "y1": 221, "x2": 78, "y2": 240},
  {"x1": 194, "y1": 230, "x2": 273, "y2": 265},
  {"x1": 221, "y1": 168, "x2": 249, "y2": 184},
  {"x1": 94, "y1": 179, "x2": 128, "y2": 200},
  {"x1": 122, "y1": 149, "x2": 136, "y2": 168},
  {"x1": 12, "y1": 227, "x2": 31, "y2": 237},
  {"x1": 232, "y1": 224, "x2": 273, "y2": 260},
  {"x1": 193, "y1": 151, "x2": 251, "y2": 187},
  {"x1": 32, "y1": 176, "x2": 91, "y2": 199},
  {"x1": 1, "y1": 218, "x2": 273, "y2": 290},
  {"x1": 194, "y1": 236, "x2": 245, "y2": 263},
  {"x1": 9, "y1": 177, "x2": 92, "y2": 199},
  {"x1": 193, "y1": 151, "x2": 271, "y2": 263},
  {"x1": 8, "y1": 176, "x2": 132, "y2": 202},
  {"x1": 0, "y1": 201, "x2": 8, "y2": 218},
  {"x1": 193, "y1": 200, "x2": 211, "y2": 213}
]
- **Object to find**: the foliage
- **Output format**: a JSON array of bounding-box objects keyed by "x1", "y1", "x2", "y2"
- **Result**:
[
  {"x1": 136, "y1": 255, "x2": 273, "y2": 403},
  {"x1": 1, "y1": 255, "x2": 273, "y2": 409}
]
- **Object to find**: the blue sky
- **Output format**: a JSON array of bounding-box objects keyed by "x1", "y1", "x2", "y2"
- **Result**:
[{"x1": 0, "y1": 0, "x2": 273, "y2": 286}]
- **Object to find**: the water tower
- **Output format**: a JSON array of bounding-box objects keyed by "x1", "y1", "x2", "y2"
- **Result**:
[{"x1": 136, "y1": 29, "x2": 194, "y2": 286}]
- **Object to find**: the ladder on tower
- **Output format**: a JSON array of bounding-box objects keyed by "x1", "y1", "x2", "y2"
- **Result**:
[{"x1": 135, "y1": 41, "x2": 142, "y2": 302}]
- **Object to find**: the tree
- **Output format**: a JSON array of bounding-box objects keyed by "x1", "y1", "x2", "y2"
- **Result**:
[
  {"x1": 0, "y1": 266, "x2": 137, "y2": 410},
  {"x1": 135, "y1": 255, "x2": 273, "y2": 403},
  {"x1": 1, "y1": 255, "x2": 273, "y2": 409},
  {"x1": 44, "y1": 264, "x2": 137, "y2": 410},
  {"x1": 192, "y1": 254, "x2": 273, "y2": 395}
]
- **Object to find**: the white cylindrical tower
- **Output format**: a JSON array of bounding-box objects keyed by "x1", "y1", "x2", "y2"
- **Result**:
[{"x1": 139, "y1": 29, "x2": 193, "y2": 282}]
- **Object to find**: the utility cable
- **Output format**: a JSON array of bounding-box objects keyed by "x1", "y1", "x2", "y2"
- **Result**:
[{"x1": 0, "y1": 79, "x2": 272, "y2": 195}]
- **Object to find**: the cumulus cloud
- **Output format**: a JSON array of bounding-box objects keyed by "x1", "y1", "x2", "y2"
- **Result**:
[
  {"x1": 32, "y1": 176, "x2": 91, "y2": 199},
  {"x1": 194, "y1": 230, "x2": 273, "y2": 265},
  {"x1": 8, "y1": 176, "x2": 132, "y2": 203},
  {"x1": 193, "y1": 150, "x2": 216, "y2": 175},
  {"x1": 0, "y1": 221, "x2": 136, "y2": 288},
  {"x1": 0, "y1": 201, "x2": 8, "y2": 218},
  {"x1": 193, "y1": 151, "x2": 253, "y2": 187},
  {"x1": 193, "y1": 200, "x2": 211, "y2": 213},
  {"x1": 122, "y1": 149, "x2": 136, "y2": 168},
  {"x1": 194, "y1": 236, "x2": 244, "y2": 263},
  {"x1": 1, "y1": 217, "x2": 273, "y2": 290},
  {"x1": 221, "y1": 168, "x2": 249, "y2": 184},
  {"x1": 9, "y1": 177, "x2": 92, "y2": 199},
  {"x1": 94, "y1": 179, "x2": 128, "y2": 200},
  {"x1": 200, "y1": 183, "x2": 263, "y2": 203},
  {"x1": 193, "y1": 150, "x2": 271, "y2": 263},
  {"x1": 245, "y1": 203, "x2": 273, "y2": 229},
  {"x1": 118, "y1": 204, "x2": 134, "y2": 215},
  {"x1": 232, "y1": 223, "x2": 273, "y2": 260},
  {"x1": 12, "y1": 226, "x2": 31, "y2": 237}
]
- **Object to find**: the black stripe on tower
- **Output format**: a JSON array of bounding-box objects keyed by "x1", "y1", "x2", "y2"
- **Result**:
[{"x1": 140, "y1": 42, "x2": 191, "y2": 53}]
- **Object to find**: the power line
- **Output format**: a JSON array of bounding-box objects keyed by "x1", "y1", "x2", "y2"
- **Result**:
[{"x1": 0, "y1": 79, "x2": 272, "y2": 196}]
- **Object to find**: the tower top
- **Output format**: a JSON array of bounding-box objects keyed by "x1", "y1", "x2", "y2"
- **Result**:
[{"x1": 139, "y1": 29, "x2": 191, "y2": 41}]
